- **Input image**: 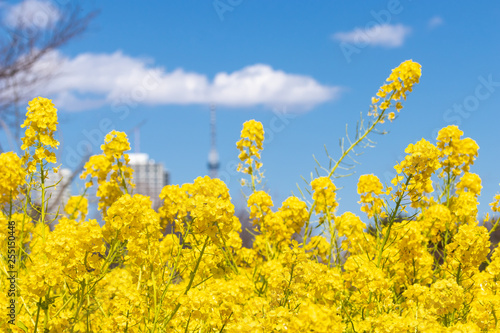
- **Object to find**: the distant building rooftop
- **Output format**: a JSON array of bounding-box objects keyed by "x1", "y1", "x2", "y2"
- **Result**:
[
  {"x1": 129, "y1": 153, "x2": 152, "y2": 165},
  {"x1": 128, "y1": 153, "x2": 169, "y2": 209}
]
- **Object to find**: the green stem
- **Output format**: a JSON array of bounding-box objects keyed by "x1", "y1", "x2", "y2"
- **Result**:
[
  {"x1": 155, "y1": 220, "x2": 193, "y2": 323},
  {"x1": 70, "y1": 280, "x2": 86, "y2": 333},
  {"x1": 117, "y1": 161, "x2": 130, "y2": 195},
  {"x1": 328, "y1": 111, "x2": 386, "y2": 180},
  {"x1": 488, "y1": 216, "x2": 500, "y2": 236},
  {"x1": 33, "y1": 297, "x2": 42, "y2": 333},
  {"x1": 68, "y1": 189, "x2": 88, "y2": 220},
  {"x1": 39, "y1": 156, "x2": 47, "y2": 242},
  {"x1": 377, "y1": 174, "x2": 412, "y2": 267},
  {"x1": 164, "y1": 236, "x2": 210, "y2": 326},
  {"x1": 304, "y1": 97, "x2": 394, "y2": 247}
]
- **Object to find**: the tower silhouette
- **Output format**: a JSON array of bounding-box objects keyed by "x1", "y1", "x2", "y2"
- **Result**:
[{"x1": 207, "y1": 104, "x2": 220, "y2": 178}]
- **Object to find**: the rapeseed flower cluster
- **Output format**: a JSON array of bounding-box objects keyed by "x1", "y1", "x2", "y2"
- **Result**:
[
  {"x1": 311, "y1": 176, "x2": 338, "y2": 217},
  {"x1": 236, "y1": 119, "x2": 264, "y2": 189},
  {"x1": 437, "y1": 125, "x2": 479, "y2": 176},
  {"x1": 370, "y1": 59, "x2": 421, "y2": 121},
  {"x1": 64, "y1": 195, "x2": 88, "y2": 221},
  {"x1": 0, "y1": 152, "x2": 25, "y2": 206},
  {"x1": 81, "y1": 130, "x2": 135, "y2": 215},
  {"x1": 357, "y1": 174, "x2": 386, "y2": 218},
  {"x1": 20, "y1": 97, "x2": 59, "y2": 173},
  {"x1": 2, "y1": 61, "x2": 500, "y2": 332},
  {"x1": 492, "y1": 191, "x2": 500, "y2": 212}
]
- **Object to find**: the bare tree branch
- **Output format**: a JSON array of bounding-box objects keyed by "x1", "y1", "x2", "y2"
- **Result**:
[{"x1": 0, "y1": 2, "x2": 98, "y2": 149}]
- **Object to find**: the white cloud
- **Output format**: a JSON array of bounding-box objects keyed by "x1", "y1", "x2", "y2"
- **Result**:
[
  {"x1": 25, "y1": 50, "x2": 340, "y2": 112},
  {"x1": 428, "y1": 16, "x2": 444, "y2": 29},
  {"x1": 333, "y1": 23, "x2": 411, "y2": 48},
  {"x1": 3, "y1": 0, "x2": 61, "y2": 30}
]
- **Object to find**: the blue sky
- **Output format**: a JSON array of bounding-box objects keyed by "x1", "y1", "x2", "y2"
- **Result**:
[{"x1": 2, "y1": 0, "x2": 500, "y2": 220}]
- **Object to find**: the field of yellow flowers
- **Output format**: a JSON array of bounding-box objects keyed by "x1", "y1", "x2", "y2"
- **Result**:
[{"x1": 1, "y1": 60, "x2": 500, "y2": 332}]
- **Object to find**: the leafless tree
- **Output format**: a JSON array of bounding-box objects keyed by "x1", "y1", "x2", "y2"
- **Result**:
[{"x1": 0, "y1": 1, "x2": 97, "y2": 152}]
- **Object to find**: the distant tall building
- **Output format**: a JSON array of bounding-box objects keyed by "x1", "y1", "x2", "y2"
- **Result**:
[
  {"x1": 129, "y1": 153, "x2": 169, "y2": 210},
  {"x1": 207, "y1": 104, "x2": 220, "y2": 178}
]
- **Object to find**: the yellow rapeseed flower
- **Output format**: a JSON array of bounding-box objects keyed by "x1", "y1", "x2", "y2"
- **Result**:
[
  {"x1": 0, "y1": 152, "x2": 26, "y2": 205},
  {"x1": 20, "y1": 97, "x2": 59, "y2": 172},
  {"x1": 237, "y1": 120, "x2": 265, "y2": 188},
  {"x1": 81, "y1": 130, "x2": 134, "y2": 215}
]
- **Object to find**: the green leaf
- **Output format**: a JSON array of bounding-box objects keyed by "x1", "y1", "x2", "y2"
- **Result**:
[{"x1": 16, "y1": 320, "x2": 28, "y2": 332}]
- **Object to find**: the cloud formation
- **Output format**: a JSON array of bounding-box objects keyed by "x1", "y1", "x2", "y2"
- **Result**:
[
  {"x1": 3, "y1": 0, "x2": 61, "y2": 30},
  {"x1": 333, "y1": 23, "x2": 411, "y2": 48},
  {"x1": 428, "y1": 16, "x2": 444, "y2": 29},
  {"x1": 30, "y1": 50, "x2": 340, "y2": 112}
]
